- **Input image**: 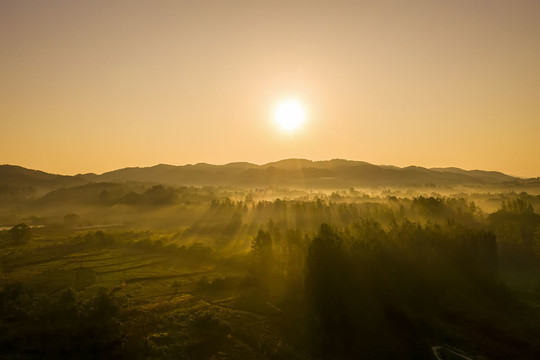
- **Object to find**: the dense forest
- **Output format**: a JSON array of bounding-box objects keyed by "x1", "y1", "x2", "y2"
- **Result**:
[{"x1": 1, "y1": 181, "x2": 540, "y2": 359}]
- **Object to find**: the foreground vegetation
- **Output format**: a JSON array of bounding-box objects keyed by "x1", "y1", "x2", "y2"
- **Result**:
[{"x1": 1, "y1": 185, "x2": 540, "y2": 359}]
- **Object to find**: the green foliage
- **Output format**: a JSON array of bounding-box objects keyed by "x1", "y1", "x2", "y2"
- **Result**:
[
  {"x1": 84, "y1": 230, "x2": 115, "y2": 245},
  {"x1": 250, "y1": 229, "x2": 274, "y2": 284},
  {"x1": 171, "y1": 280, "x2": 182, "y2": 293},
  {"x1": 501, "y1": 198, "x2": 535, "y2": 214},
  {"x1": 488, "y1": 199, "x2": 540, "y2": 267},
  {"x1": 63, "y1": 213, "x2": 81, "y2": 226},
  {"x1": 0, "y1": 184, "x2": 36, "y2": 201},
  {"x1": 9, "y1": 223, "x2": 31, "y2": 245},
  {"x1": 1, "y1": 187, "x2": 540, "y2": 359},
  {"x1": 303, "y1": 221, "x2": 530, "y2": 359},
  {"x1": 0, "y1": 285, "x2": 123, "y2": 359}
]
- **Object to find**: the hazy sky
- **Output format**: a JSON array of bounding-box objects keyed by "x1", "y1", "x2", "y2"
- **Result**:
[{"x1": 1, "y1": 0, "x2": 539, "y2": 177}]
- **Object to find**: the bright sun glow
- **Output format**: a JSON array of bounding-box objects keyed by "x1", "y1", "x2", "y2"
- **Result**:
[{"x1": 274, "y1": 99, "x2": 307, "y2": 132}]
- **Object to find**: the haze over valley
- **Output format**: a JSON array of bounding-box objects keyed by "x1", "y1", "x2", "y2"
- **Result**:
[{"x1": 2, "y1": 0, "x2": 540, "y2": 359}]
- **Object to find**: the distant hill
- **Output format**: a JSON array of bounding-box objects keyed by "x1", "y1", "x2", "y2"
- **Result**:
[
  {"x1": 0, "y1": 165, "x2": 87, "y2": 195},
  {"x1": 430, "y1": 167, "x2": 516, "y2": 183},
  {"x1": 37, "y1": 182, "x2": 135, "y2": 206},
  {"x1": 0, "y1": 160, "x2": 526, "y2": 193}
]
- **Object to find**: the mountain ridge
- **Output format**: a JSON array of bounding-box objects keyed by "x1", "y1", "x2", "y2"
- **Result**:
[{"x1": 0, "y1": 160, "x2": 529, "y2": 193}]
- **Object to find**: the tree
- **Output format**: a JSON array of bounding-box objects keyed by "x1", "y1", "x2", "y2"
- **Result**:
[
  {"x1": 171, "y1": 280, "x2": 182, "y2": 294},
  {"x1": 501, "y1": 198, "x2": 534, "y2": 215},
  {"x1": 63, "y1": 213, "x2": 81, "y2": 226},
  {"x1": 9, "y1": 223, "x2": 31, "y2": 245},
  {"x1": 250, "y1": 229, "x2": 273, "y2": 282}
]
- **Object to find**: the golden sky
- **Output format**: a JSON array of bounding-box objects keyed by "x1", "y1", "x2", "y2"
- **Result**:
[{"x1": 1, "y1": 0, "x2": 539, "y2": 177}]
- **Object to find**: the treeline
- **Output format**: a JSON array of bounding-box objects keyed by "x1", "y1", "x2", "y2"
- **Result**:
[
  {"x1": 305, "y1": 222, "x2": 501, "y2": 358},
  {"x1": 0, "y1": 286, "x2": 123, "y2": 359},
  {"x1": 246, "y1": 218, "x2": 540, "y2": 359},
  {"x1": 244, "y1": 198, "x2": 540, "y2": 359},
  {"x1": 178, "y1": 195, "x2": 484, "y2": 251},
  {"x1": 0, "y1": 184, "x2": 36, "y2": 201},
  {"x1": 489, "y1": 198, "x2": 540, "y2": 267}
]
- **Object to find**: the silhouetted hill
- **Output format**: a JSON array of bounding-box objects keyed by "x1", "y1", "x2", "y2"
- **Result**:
[
  {"x1": 37, "y1": 182, "x2": 136, "y2": 206},
  {"x1": 1, "y1": 160, "x2": 527, "y2": 192},
  {"x1": 430, "y1": 167, "x2": 516, "y2": 183},
  {"x1": 0, "y1": 165, "x2": 87, "y2": 195},
  {"x1": 261, "y1": 158, "x2": 367, "y2": 170}
]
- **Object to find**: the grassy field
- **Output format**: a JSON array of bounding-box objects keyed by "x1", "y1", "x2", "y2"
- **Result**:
[{"x1": 0, "y1": 226, "x2": 315, "y2": 359}]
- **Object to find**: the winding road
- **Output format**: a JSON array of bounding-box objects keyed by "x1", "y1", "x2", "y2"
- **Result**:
[{"x1": 432, "y1": 346, "x2": 474, "y2": 360}]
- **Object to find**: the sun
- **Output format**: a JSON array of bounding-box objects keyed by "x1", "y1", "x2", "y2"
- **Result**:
[{"x1": 274, "y1": 99, "x2": 307, "y2": 132}]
